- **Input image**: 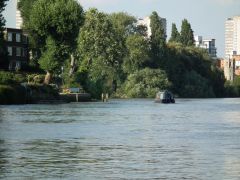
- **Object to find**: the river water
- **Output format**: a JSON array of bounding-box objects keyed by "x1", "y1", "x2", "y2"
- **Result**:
[{"x1": 0, "y1": 99, "x2": 240, "y2": 179}]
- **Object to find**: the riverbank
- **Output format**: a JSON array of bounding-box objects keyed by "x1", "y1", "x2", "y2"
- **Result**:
[
  {"x1": 0, "y1": 84, "x2": 92, "y2": 105},
  {"x1": 0, "y1": 84, "x2": 59, "y2": 105},
  {"x1": 0, "y1": 85, "x2": 26, "y2": 104}
]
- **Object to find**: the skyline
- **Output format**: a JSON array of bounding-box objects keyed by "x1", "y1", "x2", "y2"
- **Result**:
[{"x1": 3, "y1": 0, "x2": 240, "y2": 58}]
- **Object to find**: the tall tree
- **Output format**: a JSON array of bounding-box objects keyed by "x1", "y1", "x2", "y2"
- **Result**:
[
  {"x1": 27, "y1": 0, "x2": 84, "y2": 84},
  {"x1": 78, "y1": 9, "x2": 123, "y2": 96},
  {"x1": 169, "y1": 23, "x2": 180, "y2": 43},
  {"x1": 109, "y1": 12, "x2": 137, "y2": 80},
  {"x1": 123, "y1": 34, "x2": 150, "y2": 73},
  {"x1": 150, "y1": 11, "x2": 166, "y2": 67},
  {"x1": 180, "y1": 19, "x2": 194, "y2": 46},
  {"x1": 18, "y1": 0, "x2": 40, "y2": 68},
  {"x1": 109, "y1": 12, "x2": 136, "y2": 38},
  {"x1": 0, "y1": 0, "x2": 8, "y2": 69},
  {"x1": 18, "y1": 0, "x2": 37, "y2": 28}
]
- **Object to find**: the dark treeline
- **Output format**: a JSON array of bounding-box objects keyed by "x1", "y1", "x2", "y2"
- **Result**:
[
  {"x1": 3, "y1": 0, "x2": 238, "y2": 98},
  {"x1": 0, "y1": 0, "x2": 8, "y2": 69}
]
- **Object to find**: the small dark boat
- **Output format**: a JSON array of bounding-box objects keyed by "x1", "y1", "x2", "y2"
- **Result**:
[{"x1": 155, "y1": 90, "x2": 175, "y2": 103}]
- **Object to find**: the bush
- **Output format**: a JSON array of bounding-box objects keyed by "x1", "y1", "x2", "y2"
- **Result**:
[
  {"x1": 0, "y1": 71, "x2": 26, "y2": 85},
  {"x1": 120, "y1": 68, "x2": 171, "y2": 98},
  {"x1": 180, "y1": 71, "x2": 215, "y2": 98},
  {"x1": 27, "y1": 74, "x2": 45, "y2": 84},
  {"x1": 224, "y1": 81, "x2": 239, "y2": 97}
]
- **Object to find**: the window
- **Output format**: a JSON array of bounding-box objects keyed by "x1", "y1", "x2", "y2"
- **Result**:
[
  {"x1": 16, "y1": 33, "x2": 21, "y2": 42},
  {"x1": 7, "y1": 32, "x2": 12, "y2": 41},
  {"x1": 22, "y1": 35, "x2": 27, "y2": 44},
  {"x1": 7, "y1": 47, "x2": 12, "y2": 56},
  {"x1": 22, "y1": 48, "x2": 25, "y2": 57},
  {"x1": 16, "y1": 47, "x2": 21, "y2": 57},
  {"x1": 8, "y1": 61, "x2": 14, "y2": 70},
  {"x1": 15, "y1": 61, "x2": 21, "y2": 70}
]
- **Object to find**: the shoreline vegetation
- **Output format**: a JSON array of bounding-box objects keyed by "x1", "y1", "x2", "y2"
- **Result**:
[
  {"x1": 0, "y1": 70, "x2": 239, "y2": 105},
  {"x1": 0, "y1": 0, "x2": 240, "y2": 104}
]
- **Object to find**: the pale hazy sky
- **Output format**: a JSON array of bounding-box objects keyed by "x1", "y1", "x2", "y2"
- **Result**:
[{"x1": 3, "y1": 0, "x2": 240, "y2": 57}]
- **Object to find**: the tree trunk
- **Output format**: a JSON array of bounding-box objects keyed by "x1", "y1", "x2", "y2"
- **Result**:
[
  {"x1": 69, "y1": 54, "x2": 75, "y2": 77},
  {"x1": 44, "y1": 71, "x2": 52, "y2": 85}
]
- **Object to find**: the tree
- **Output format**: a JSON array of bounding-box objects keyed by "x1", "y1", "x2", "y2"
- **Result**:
[
  {"x1": 18, "y1": 0, "x2": 41, "y2": 69},
  {"x1": 122, "y1": 68, "x2": 171, "y2": 98},
  {"x1": 109, "y1": 12, "x2": 136, "y2": 38},
  {"x1": 135, "y1": 24, "x2": 148, "y2": 37},
  {"x1": 18, "y1": 0, "x2": 37, "y2": 28},
  {"x1": 181, "y1": 70, "x2": 215, "y2": 98},
  {"x1": 180, "y1": 19, "x2": 194, "y2": 46},
  {"x1": 169, "y1": 23, "x2": 180, "y2": 43},
  {"x1": 0, "y1": 0, "x2": 8, "y2": 69},
  {"x1": 78, "y1": 9, "x2": 123, "y2": 97},
  {"x1": 38, "y1": 36, "x2": 67, "y2": 83},
  {"x1": 123, "y1": 34, "x2": 150, "y2": 73},
  {"x1": 28, "y1": 0, "x2": 84, "y2": 84},
  {"x1": 109, "y1": 12, "x2": 137, "y2": 83},
  {"x1": 150, "y1": 11, "x2": 166, "y2": 67}
]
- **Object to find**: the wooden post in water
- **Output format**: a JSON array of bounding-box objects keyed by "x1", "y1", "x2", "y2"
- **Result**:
[
  {"x1": 106, "y1": 93, "x2": 108, "y2": 102},
  {"x1": 76, "y1": 93, "x2": 79, "y2": 102},
  {"x1": 102, "y1": 93, "x2": 104, "y2": 102},
  {"x1": 101, "y1": 93, "x2": 109, "y2": 102}
]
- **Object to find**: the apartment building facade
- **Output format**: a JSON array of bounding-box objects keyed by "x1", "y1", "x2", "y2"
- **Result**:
[
  {"x1": 195, "y1": 36, "x2": 217, "y2": 58},
  {"x1": 5, "y1": 28, "x2": 29, "y2": 70},
  {"x1": 137, "y1": 16, "x2": 167, "y2": 38},
  {"x1": 225, "y1": 16, "x2": 240, "y2": 59},
  {"x1": 16, "y1": 0, "x2": 23, "y2": 29}
]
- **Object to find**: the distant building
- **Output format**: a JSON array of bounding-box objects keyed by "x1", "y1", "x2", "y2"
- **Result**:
[
  {"x1": 233, "y1": 55, "x2": 240, "y2": 76},
  {"x1": 194, "y1": 36, "x2": 217, "y2": 58},
  {"x1": 224, "y1": 58, "x2": 235, "y2": 81},
  {"x1": 4, "y1": 28, "x2": 29, "y2": 70},
  {"x1": 225, "y1": 16, "x2": 240, "y2": 59},
  {"x1": 217, "y1": 58, "x2": 225, "y2": 70},
  {"x1": 16, "y1": 0, "x2": 23, "y2": 29},
  {"x1": 137, "y1": 16, "x2": 167, "y2": 38},
  {"x1": 217, "y1": 55, "x2": 240, "y2": 81}
]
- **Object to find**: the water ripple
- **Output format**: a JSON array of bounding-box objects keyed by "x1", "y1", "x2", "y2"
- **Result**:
[{"x1": 0, "y1": 99, "x2": 240, "y2": 179}]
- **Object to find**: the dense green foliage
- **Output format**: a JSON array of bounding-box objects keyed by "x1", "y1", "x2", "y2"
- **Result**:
[
  {"x1": 164, "y1": 43, "x2": 225, "y2": 97},
  {"x1": 0, "y1": 71, "x2": 60, "y2": 104},
  {"x1": 150, "y1": 11, "x2": 166, "y2": 67},
  {"x1": 110, "y1": 12, "x2": 136, "y2": 38},
  {"x1": 18, "y1": 0, "x2": 41, "y2": 68},
  {"x1": 119, "y1": 68, "x2": 170, "y2": 98},
  {"x1": 169, "y1": 23, "x2": 180, "y2": 43},
  {"x1": 224, "y1": 76, "x2": 240, "y2": 97},
  {"x1": 38, "y1": 36, "x2": 63, "y2": 73},
  {"x1": 19, "y1": 0, "x2": 84, "y2": 83},
  {"x1": 14, "y1": 2, "x2": 236, "y2": 99},
  {"x1": 78, "y1": 9, "x2": 123, "y2": 97},
  {"x1": 180, "y1": 19, "x2": 194, "y2": 46},
  {"x1": 0, "y1": 71, "x2": 26, "y2": 85},
  {"x1": 0, "y1": 0, "x2": 8, "y2": 69},
  {"x1": 123, "y1": 34, "x2": 150, "y2": 73}
]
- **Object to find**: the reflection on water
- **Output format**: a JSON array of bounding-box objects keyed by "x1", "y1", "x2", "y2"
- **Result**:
[{"x1": 0, "y1": 99, "x2": 240, "y2": 179}]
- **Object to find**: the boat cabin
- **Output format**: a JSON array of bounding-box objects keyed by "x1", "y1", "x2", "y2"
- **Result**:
[{"x1": 155, "y1": 90, "x2": 175, "y2": 103}]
